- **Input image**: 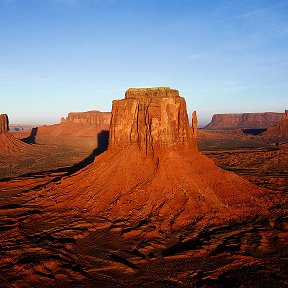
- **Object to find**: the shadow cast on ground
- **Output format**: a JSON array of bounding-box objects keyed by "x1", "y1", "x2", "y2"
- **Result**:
[
  {"x1": 242, "y1": 128, "x2": 267, "y2": 136},
  {"x1": 21, "y1": 127, "x2": 38, "y2": 144},
  {"x1": 4, "y1": 130, "x2": 110, "y2": 182},
  {"x1": 72, "y1": 130, "x2": 109, "y2": 169}
]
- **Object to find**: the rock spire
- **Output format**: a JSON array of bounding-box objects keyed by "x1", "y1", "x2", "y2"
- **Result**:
[{"x1": 0, "y1": 114, "x2": 9, "y2": 133}]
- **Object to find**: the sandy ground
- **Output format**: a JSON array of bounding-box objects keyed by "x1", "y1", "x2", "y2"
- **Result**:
[{"x1": 0, "y1": 135, "x2": 98, "y2": 179}]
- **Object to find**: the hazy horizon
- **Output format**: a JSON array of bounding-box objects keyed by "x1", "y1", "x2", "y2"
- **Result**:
[{"x1": 1, "y1": 0, "x2": 287, "y2": 126}]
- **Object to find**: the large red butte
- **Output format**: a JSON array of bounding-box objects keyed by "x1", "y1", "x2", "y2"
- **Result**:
[{"x1": 44, "y1": 87, "x2": 270, "y2": 232}]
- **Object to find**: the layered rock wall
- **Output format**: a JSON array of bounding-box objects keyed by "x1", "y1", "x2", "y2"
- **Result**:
[
  {"x1": 109, "y1": 87, "x2": 197, "y2": 151},
  {"x1": 0, "y1": 114, "x2": 9, "y2": 133},
  {"x1": 61, "y1": 110, "x2": 111, "y2": 125},
  {"x1": 205, "y1": 112, "x2": 284, "y2": 130},
  {"x1": 38, "y1": 110, "x2": 111, "y2": 137},
  {"x1": 264, "y1": 109, "x2": 288, "y2": 136}
]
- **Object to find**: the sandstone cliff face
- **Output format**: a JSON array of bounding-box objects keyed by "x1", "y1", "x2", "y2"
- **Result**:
[
  {"x1": 263, "y1": 109, "x2": 288, "y2": 137},
  {"x1": 109, "y1": 87, "x2": 196, "y2": 151},
  {"x1": 205, "y1": 112, "x2": 284, "y2": 130},
  {"x1": 38, "y1": 110, "x2": 111, "y2": 137},
  {"x1": 61, "y1": 110, "x2": 111, "y2": 125},
  {"x1": 0, "y1": 114, "x2": 9, "y2": 133}
]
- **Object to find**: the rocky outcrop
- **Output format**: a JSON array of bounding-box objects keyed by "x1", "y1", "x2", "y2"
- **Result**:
[
  {"x1": 109, "y1": 87, "x2": 196, "y2": 151},
  {"x1": 61, "y1": 110, "x2": 111, "y2": 125},
  {"x1": 0, "y1": 114, "x2": 30, "y2": 155},
  {"x1": 192, "y1": 111, "x2": 198, "y2": 136},
  {"x1": 0, "y1": 114, "x2": 9, "y2": 133},
  {"x1": 42, "y1": 87, "x2": 269, "y2": 233},
  {"x1": 38, "y1": 110, "x2": 111, "y2": 137},
  {"x1": 125, "y1": 87, "x2": 180, "y2": 99},
  {"x1": 205, "y1": 112, "x2": 284, "y2": 130},
  {"x1": 263, "y1": 110, "x2": 288, "y2": 138}
]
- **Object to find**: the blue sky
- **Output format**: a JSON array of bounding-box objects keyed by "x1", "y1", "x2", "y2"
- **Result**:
[{"x1": 0, "y1": 0, "x2": 287, "y2": 125}]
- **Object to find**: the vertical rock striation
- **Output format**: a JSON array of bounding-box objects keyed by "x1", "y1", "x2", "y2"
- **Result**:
[
  {"x1": 109, "y1": 87, "x2": 197, "y2": 152},
  {"x1": 192, "y1": 111, "x2": 198, "y2": 137}
]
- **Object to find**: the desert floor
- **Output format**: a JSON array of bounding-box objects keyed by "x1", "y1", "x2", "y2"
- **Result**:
[{"x1": 0, "y1": 131, "x2": 287, "y2": 288}]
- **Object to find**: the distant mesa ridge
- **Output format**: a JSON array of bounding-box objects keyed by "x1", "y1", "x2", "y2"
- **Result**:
[
  {"x1": 38, "y1": 110, "x2": 111, "y2": 137},
  {"x1": 61, "y1": 110, "x2": 111, "y2": 125},
  {"x1": 205, "y1": 112, "x2": 284, "y2": 130}
]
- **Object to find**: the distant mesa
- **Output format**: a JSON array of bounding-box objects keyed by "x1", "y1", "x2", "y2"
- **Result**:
[
  {"x1": 9, "y1": 124, "x2": 34, "y2": 132},
  {"x1": 44, "y1": 87, "x2": 269, "y2": 232},
  {"x1": 61, "y1": 110, "x2": 111, "y2": 125},
  {"x1": 38, "y1": 110, "x2": 111, "y2": 137},
  {"x1": 204, "y1": 112, "x2": 284, "y2": 130},
  {"x1": 125, "y1": 87, "x2": 180, "y2": 99}
]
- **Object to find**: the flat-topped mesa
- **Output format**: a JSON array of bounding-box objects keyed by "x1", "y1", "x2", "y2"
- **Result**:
[
  {"x1": 125, "y1": 87, "x2": 180, "y2": 99},
  {"x1": 109, "y1": 87, "x2": 197, "y2": 152},
  {"x1": 0, "y1": 114, "x2": 9, "y2": 133},
  {"x1": 38, "y1": 110, "x2": 111, "y2": 137},
  {"x1": 61, "y1": 110, "x2": 111, "y2": 125},
  {"x1": 205, "y1": 112, "x2": 284, "y2": 130}
]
